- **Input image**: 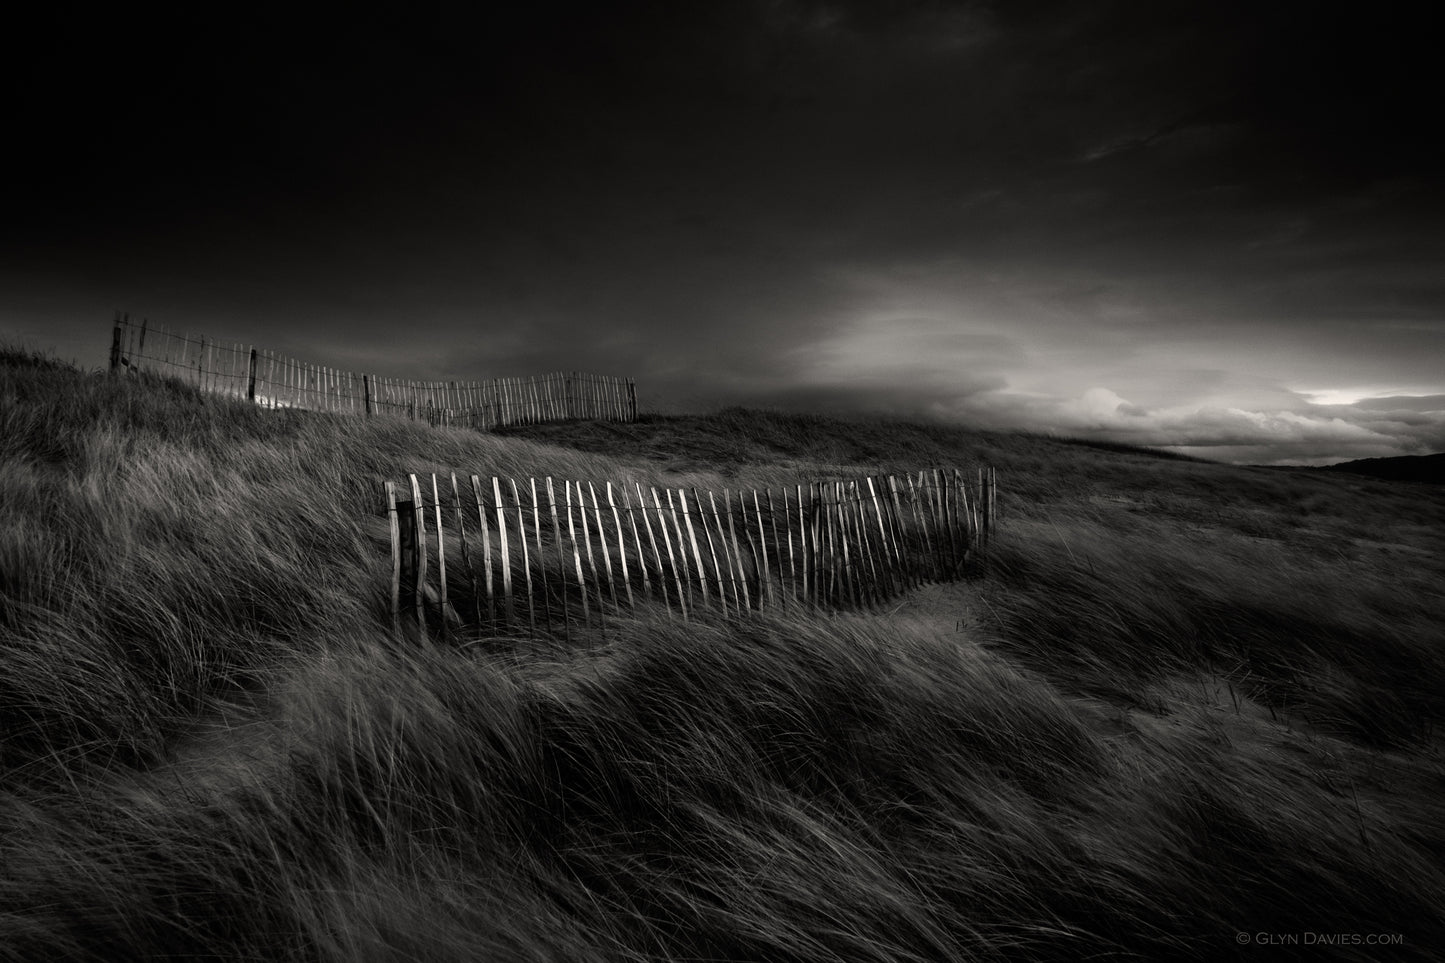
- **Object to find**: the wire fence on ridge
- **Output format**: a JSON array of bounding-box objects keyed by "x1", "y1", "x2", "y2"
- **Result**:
[
  {"x1": 108, "y1": 312, "x2": 637, "y2": 427},
  {"x1": 383, "y1": 467, "x2": 997, "y2": 644}
]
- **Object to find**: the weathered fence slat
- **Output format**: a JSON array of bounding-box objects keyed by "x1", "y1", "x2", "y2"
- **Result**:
[
  {"x1": 565, "y1": 481, "x2": 591, "y2": 627},
  {"x1": 544, "y1": 478, "x2": 570, "y2": 633},
  {"x1": 797, "y1": 484, "x2": 810, "y2": 605},
  {"x1": 699, "y1": 489, "x2": 729, "y2": 615},
  {"x1": 589, "y1": 482, "x2": 618, "y2": 611},
  {"x1": 493, "y1": 477, "x2": 514, "y2": 624},
  {"x1": 469, "y1": 475, "x2": 495, "y2": 630},
  {"x1": 716, "y1": 491, "x2": 739, "y2": 611},
  {"x1": 837, "y1": 482, "x2": 857, "y2": 607},
  {"x1": 906, "y1": 473, "x2": 931, "y2": 581},
  {"x1": 510, "y1": 478, "x2": 535, "y2": 636},
  {"x1": 867, "y1": 477, "x2": 890, "y2": 595},
  {"x1": 530, "y1": 479, "x2": 552, "y2": 629},
  {"x1": 767, "y1": 488, "x2": 780, "y2": 598},
  {"x1": 754, "y1": 489, "x2": 773, "y2": 607},
  {"x1": 779, "y1": 488, "x2": 795, "y2": 603},
  {"x1": 578, "y1": 482, "x2": 602, "y2": 624},
  {"x1": 724, "y1": 490, "x2": 750, "y2": 612},
  {"x1": 674, "y1": 489, "x2": 704, "y2": 607},
  {"x1": 450, "y1": 473, "x2": 479, "y2": 627},
  {"x1": 652, "y1": 486, "x2": 686, "y2": 619},
  {"x1": 608, "y1": 483, "x2": 635, "y2": 608},
  {"x1": 386, "y1": 481, "x2": 403, "y2": 640},
  {"x1": 852, "y1": 481, "x2": 879, "y2": 607},
  {"x1": 431, "y1": 474, "x2": 449, "y2": 638},
  {"x1": 408, "y1": 474, "x2": 428, "y2": 638}
]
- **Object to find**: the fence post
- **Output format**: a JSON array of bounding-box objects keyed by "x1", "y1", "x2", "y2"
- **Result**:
[
  {"x1": 396, "y1": 494, "x2": 418, "y2": 642},
  {"x1": 109, "y1": 315, "x2": 123, "y2": 371},
  {"x1": 363, "y1": 374, "x2": 372, "y2": 416},
  {"x1": 650, "y1": 486, "x2": 686, "y2": 620},
  {"x1": 679, "y1": 490, "x2": 709, "y2": 606},
  {"x1": 386, "y1": 482, "x2": 403, "y2": 641},
  {"x1": 545, "y1": 478, "x2": 573, "y2": 637},
  {"x1": 511, "y1": 478, "x2": 536, "y2": 636},
  {"x1": 469, "y1": 474, "x2": 496, "y2": 631},
  {"x1": 246, "y1": 348, "x2": 258, "y2": 402},
  {"x1": 493, "y1": 477, "x2": 514, "y2": 624},
  {"x1": 627, "y1": 379, "x2": 637, "y2": 421},
  {"x1": 607, "y1": 483, "x2": 634, "y2": 608},
  {"x1": 406, "y1": 476, "x2": 430, "y2": 640},
  {"x1": 429, "y1": 475, "x2": 449, "y2": 640},
  {"x1": 565, "y1": 481, "x2": 591, "y2": 628}
]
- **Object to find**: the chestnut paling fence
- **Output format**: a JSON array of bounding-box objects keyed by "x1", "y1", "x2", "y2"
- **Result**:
[
  {"x1": 384, "y1": 467, "x2": 997, "y2": 642},
  {"x1": 107, "y1": 312, "x2": 637, "y2": 427}
]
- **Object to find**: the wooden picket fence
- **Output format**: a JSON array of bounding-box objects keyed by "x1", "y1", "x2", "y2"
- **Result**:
[
  {"x1": 107, "y1": 312, "x2": 637, "y2": 427},
  {"x1": 383, "y1": 468, "x2": 997, "y2": 642}
]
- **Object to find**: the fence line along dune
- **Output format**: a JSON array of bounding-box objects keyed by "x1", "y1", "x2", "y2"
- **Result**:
[
  {"x1": 108, "y1": 312, "x2": 637, "y2": 428},
  {"x1": 383, "y1": 467, "x2": 997, "y2": 642}
]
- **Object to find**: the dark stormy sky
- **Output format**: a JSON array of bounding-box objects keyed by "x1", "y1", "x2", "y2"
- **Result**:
[{"x1": 4, "y1": 2, "x2": 1441, "y2": 464}]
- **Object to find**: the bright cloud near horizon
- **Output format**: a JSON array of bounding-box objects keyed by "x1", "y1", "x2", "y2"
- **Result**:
[{"x1": 3, "y1": 2, "x2": 1441, "y2": 466}]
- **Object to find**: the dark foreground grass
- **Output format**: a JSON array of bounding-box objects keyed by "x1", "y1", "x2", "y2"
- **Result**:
[
  {"x1": 9, "y1": 612, "x2": 1445, "y2": 961},
  {"x1": 4, "y1": 349, "x2": 1445, "y2": 960}
]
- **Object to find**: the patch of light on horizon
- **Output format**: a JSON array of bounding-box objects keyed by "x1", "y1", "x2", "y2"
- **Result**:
[{"x1": 1299, "y1": 387, "x2": 1398, "y2": 406}]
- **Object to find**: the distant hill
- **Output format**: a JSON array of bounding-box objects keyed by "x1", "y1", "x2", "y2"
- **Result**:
[{"x1": 1321, "y1": 452, "x2": 1445, "y2": 484}]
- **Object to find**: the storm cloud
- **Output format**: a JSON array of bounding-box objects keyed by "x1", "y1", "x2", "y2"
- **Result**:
[{"x1": 3, "y1": 2, "x2": 1440, "y2": 464}]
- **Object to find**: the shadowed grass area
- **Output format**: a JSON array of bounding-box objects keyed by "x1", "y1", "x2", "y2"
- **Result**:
[
  {"x1": 984, "y1": 510, "x2": 1445, "y2": 748},
  {"x1": 3, "y1": 348, "x2": 1444, "y2": 960}
]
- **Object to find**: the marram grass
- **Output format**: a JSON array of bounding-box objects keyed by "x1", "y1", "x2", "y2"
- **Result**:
[{"x1": 3, "y1": 347, "x2": 1444, "y2": 960}]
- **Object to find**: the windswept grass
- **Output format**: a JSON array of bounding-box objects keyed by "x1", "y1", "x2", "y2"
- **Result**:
[
  {"x1": 0, "y1": 349, "x2": 753, "y2": 779},
  {"x1": 984, "y1": 508, "x2": 1445, "y2": 747},
  {"x1": 3, "y1": 348, "x2": 1444, "y2": 960}
]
